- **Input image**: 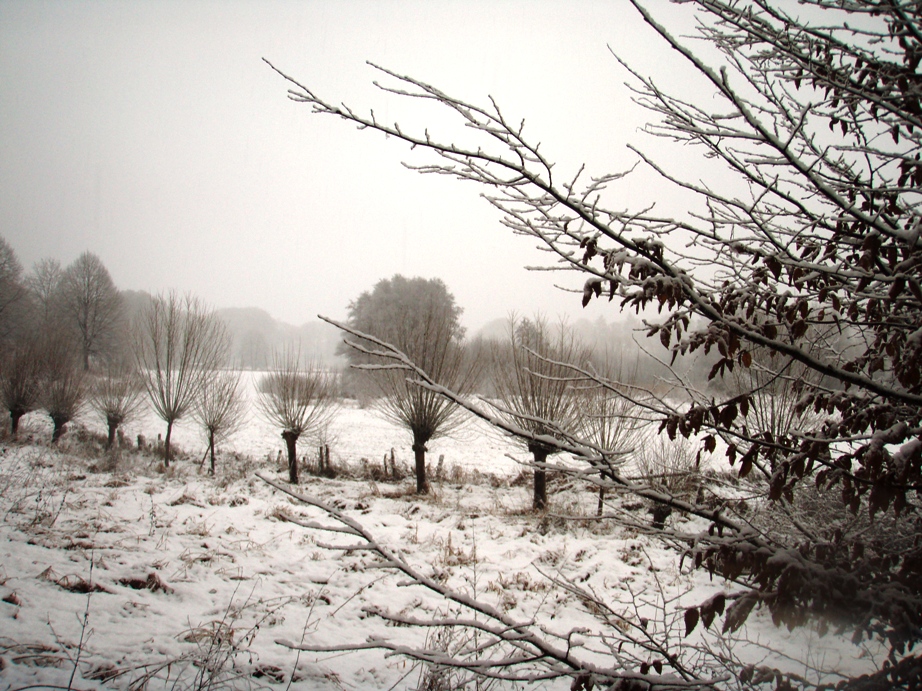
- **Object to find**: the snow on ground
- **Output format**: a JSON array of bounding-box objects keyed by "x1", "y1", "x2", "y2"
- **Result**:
[
  {"x1": 125, "y1": 371, "x2": 525, "y2": 481},
  {"x1": 0, "y1": 381, "x2": 875, "y2": 690}
]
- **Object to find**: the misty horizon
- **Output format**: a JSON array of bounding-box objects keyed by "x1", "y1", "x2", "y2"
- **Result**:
[{"x1": 1, "y1": 1, "x2": 698, "y2": 332}]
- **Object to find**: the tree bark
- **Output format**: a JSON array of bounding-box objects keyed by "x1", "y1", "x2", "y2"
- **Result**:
[
  {"x1": 412, "y1": 441, "x2": 429, "y2": 494},
  {"x1": 10, "y1": 410, "x2": 24, "y2": 436},
  {"x1": 51, "y1": 415, "x2": 67, "y2": 443},
  {"x1": 530, "y1": 444, "x2": 550, "y2": 512},
  {"x1": 106, "y1": 418, "x2": 118, "y2": 450},
  {"x1": 164, "y1": 421, "x2": 174, "y2": 467},
  {"x1": 282, "y1": 430, "x2": 299, "y2": 483},
  {"x1": 208, "y1": 430, "x2": 216, "y2": 476}
]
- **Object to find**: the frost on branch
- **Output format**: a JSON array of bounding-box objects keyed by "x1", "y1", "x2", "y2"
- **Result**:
[
  {"x1": 267, "y1": 1, "x2": 922, "y2": 686},
  {"x1": 257, "y1": 470, "x2": 729, "y2": 689}
]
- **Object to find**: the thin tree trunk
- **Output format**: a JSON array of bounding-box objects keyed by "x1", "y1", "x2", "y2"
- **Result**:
[
  {"x1": 106, "y1": 419, "x2": 118, "y2": 450},
  {"x1": 412, "y1": 441, "x2": 429, "y2": 494},
  {"x1": 209, "y1": 430, "x2": 217, "y2": 476},
  {"x1": 282, "y1": 430, "x2": 299, "y2": 483},
  {"x1": 531, "y1": 445, "x2": 550, "y2": 512},
  {"x1": 164, "y1": 421, "x2": 174, "y2": 466}
]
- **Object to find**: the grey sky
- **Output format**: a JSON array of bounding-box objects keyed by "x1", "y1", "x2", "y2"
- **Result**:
[{"x1": 0, "y1": 0, "x2": 698, "y2": 331}]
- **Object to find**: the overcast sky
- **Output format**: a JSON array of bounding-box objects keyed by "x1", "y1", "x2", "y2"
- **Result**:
[{"x1": 0, "y1": 0, "x2": 702, "y2": 331}]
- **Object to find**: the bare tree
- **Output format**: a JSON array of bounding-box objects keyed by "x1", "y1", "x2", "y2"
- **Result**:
[
  {"x1": 88, "y1": 361, "x2": 145, "y2": 451},
  {"x1": 578, "y1": 350, "x2": 651, "y2": 515},
  {"x1": 0, "y1": 235, "x2": 26, "y2": 345},
  {"x1": 342, "y1": 276, "x2": 476, "y2": 494},
  {"x1": 0, "y1": 339, "x2": 41, "y2": 436},
  {"x1": 269, "y1": 0, "x2": 922, "y2": 686},
  {"x1": 134, "y1": 292, "x2": 230, "y2": 466},
  {"x1": 256, "y1": 346, "x2": 338, "y2": 483},
  {"x1": 38, "y1": 328, "x2": 87, "y2": 443},
  {"x1": 193, "y1": 370, "x2": 246, "y2": 475},
  {"x1": 59, "y1": 251, "x2": 124, "y2": 371},
  {"x1": 490, "y1": 316, "x2": 592, "y2": 510},
  {"x1": 24, "y1": 258, "x2": 64, "y2": 329}
]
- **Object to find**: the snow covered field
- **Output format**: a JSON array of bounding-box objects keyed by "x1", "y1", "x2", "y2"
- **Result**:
[
  {"x1": 0, "y1": 377, "x2": 873, "y2": 690},
  {"x1": 130, "y1": 371, "x2": 525, "y2": 481}
]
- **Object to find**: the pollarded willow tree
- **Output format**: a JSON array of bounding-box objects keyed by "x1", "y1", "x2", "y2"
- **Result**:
[
  {"x1": 0, "y1": 338, "x2": 40, "y2": 436},
  {"x1": 267, "y1": 1, "x2": 922, "y2": 688},
  {"x1": 193, "y1": 369, "x2": 246, "y2": 476},
  {"x1": 340, "y1": 275, "x2": 479, "y2": 494},
  {"x1": 38, "y1": 327, "x2": 87, "y2": 443},
  {"x1": 256, "y1": 346, "x2": 338, "y2": 484},
  {"x1": 490, "y1": 315, "x2": 592, "y2": 511},
  {"x1": 134, "y1": 292, "x2": 230, "y2": 466},
  {"x1": 88, "y1": 360, "x2": 145, "y2": 452},
  {"x1": 578, "y1": 348, "x2": 651, "y2": 516}
]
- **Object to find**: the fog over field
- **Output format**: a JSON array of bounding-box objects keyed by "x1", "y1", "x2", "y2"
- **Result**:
[
  {"x1": 2, "y1": 1, "x2": 920, "y2": 689},
  {"x1": 0, "y1": 1, "x2": 696, "y2": 331}
]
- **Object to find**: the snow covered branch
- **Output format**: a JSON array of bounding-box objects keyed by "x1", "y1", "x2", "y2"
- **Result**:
[
  {"x1": 257, "y1": 471, "x2": 728, "y2": 688},
  {"x1": 268, "y1": 2, "x2": 922, "y2": 686}
]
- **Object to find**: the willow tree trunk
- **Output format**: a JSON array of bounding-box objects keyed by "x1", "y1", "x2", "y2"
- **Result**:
[
  {"x1": 51, "y1": 415, "x2": 68, "y2": 443},
  {"x1": 208, "y1": 430, "x2": 217, "y2": 476},
  {"x1": 282, "y1": 430, "x2": 299, "y2": 484},
  {"x1": 529, "y1": 443, "x2": 550, "y2": 512},
  {"x1": 106, "y1": 420, "x2": 118, "y2": 450},
  {"x1": 412, "y1": 440, "x2": 429, "y2": 495},
  {"x1": 10, "y1": 409, "x2": 25, "y2": 436},
  {"x1": 163, "y1": 421, "x2": 174, "y2": 467}
]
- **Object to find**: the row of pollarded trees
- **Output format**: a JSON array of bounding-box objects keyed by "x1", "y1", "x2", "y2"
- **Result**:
[
  {"x1": 1, "y1": 236, "x2": 651, "y2": 500},
  {"x1": 88, "y1": 289, "x2": 334, "y2": 479},
  {"x1": 0, "y1": 246, "x2": 335, "y2": 479},
  {"x1": 0, "y1": 245, "x2": 237, "y2": 468},
  {"x1": 0, "y1": 238, "x2": 340, "y2": 479},
  {"x1": 337, "y1": 274, "x2": 649, "y2": 510}
]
